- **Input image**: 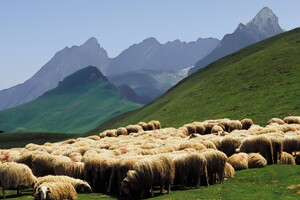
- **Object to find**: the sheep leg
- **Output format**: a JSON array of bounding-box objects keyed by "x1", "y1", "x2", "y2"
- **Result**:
[
  {"x1": 166, "y1": 184, "x2": 171, "y2": 194},
  {"x1": 2, "y1": 187, "x2": 5, "y2": 199}
]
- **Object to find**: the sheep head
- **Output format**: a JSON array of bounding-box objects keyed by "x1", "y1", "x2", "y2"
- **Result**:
[{"x1": 34, "y1": 185, "x2": 50, "y2": 200}]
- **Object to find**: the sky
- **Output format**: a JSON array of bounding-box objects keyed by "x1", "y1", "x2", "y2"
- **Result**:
[{"x1": 1, "y1": 0, "x2": 300, "y2": 90}]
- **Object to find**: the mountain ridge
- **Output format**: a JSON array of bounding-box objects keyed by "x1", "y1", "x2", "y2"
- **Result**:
[{"x1": 189, "y1": 7, "x2": 284, "y2": 74}]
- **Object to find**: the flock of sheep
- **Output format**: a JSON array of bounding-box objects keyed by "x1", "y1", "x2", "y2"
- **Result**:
[{"x1": 0, "y1": 117, "x2": 300, "y2": 199}]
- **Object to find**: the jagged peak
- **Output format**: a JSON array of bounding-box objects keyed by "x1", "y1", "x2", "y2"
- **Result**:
[
  {"x1": 141, "y1": 37, "x2": 160, "y2": 45},
  {"x1": 82, "y1": 37, "x2": 101, "y2": 48}
]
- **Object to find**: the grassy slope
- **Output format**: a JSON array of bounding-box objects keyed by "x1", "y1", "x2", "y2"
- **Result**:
[
  {"x1": 0, "y1": 74, "x2": 142, "y2": 134},
  {"x1": 87, "y1": 28, "x2": 300, "y2": 134},
  {"x1": 3, "y1": 165, "x2": 299, "y2": 200}
]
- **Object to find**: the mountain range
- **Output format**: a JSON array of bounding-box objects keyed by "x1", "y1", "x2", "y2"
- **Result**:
[
  {"x1": 189, "y1": 7, "x2": 284, "y2": 74},
  {"x1": 88, "y1": 27, "x2": 300, "y2": 134},
  {"x1": 0, "y1": 66, "x2": 142, "y2": 133},
  {"x1": 0, "y1": 36, "x2": 219, "y2": 111}
]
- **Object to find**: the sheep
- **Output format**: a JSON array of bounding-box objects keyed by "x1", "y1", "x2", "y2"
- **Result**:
[
  {"x1": 171, "y1": 152, "x2": 208, "y2": 189},
  {"x1": 268, "y1": 118, "x2": 285, "y2": 125},
  {"x1": 227, "y1": 153, "x2": 248, "y2": 170},
  {"x1": 108, "y1": 156, "x2": 140, "y2": 195},
  {"x1": 34, "y1": 182, "x2": 77, "y2": 200},
  {"x1": 228, "y1": 120, "x2": 242, "y2": 132},
  {"x1": 241, "y1": 118, "x2": 253, "y2": 130},
  {"x1": 99, "y1": 129, "x2": 117, "y2": 138},
  {"x1": 34, "y1": 175, "x2": 92, "y2": 194},
  {"x1": 191, "y1": 122, "x2": 205, "y2": 135},
  {"x1": 149, "y1": 120, "x2": 161, "y2": 129},
  {"x1": 53, "y1": 161, "x2": 85, "y2": 180},
  {"x1": 183, "y1": 124, "x2": 197, "y2": 135},
  {"x1": 86, "y1": 135, "x2": 101, "y2": 141},
  {"x1": 179, "y1": 142, "x2": 206, "y2": 151},
  {"x1": 201, "y1": 149, "x2": 228, "y2": 185},
  {"x1": 218, "y1": 136, "x2": 243, "y2": 157},
  {"x1": 0, "y1": 162, "x2": 37, "y2": 198},
  {"x1": 283, "y1": 116, "x2": 300, "y2": 124},
  {"x1": 248, "y1": 153, "x2": 267, "y2": 168},
  {"x1": 236, "y1": 135, "x2": 273, "y2": 164},
  {"x1": 126, "y1": 125, "x2": 143, "y2": 134},
  {"x1": 83, "y1": 154, "x2": 106, "y2": 191},
  {"x1": 280, "y1": 152, "x2": 296, "y2": 165},
  {"x1": 138, "y1": 122, "x2": 148, "y2": 131},
  {"x1": 269, "y1": 137, "x2": 283, "y2": 164},
  {"x1": 223, "y1": 162, "x2": 235, "y2": 178},
  {"x1": 211, "y1": 125, "x2": 224, "y2": 134},
  {"x1": 282, "y1": 136, "x2": 300, "y2": 154},
  {"x1": 147, "y1": 122, "x2": 156, "y2": 131},
  {"x1": 116, "y1": 127, "x2": 128, "y2": 136},
  {"x1": 121, "y1": 154, "x2": 175, "y2": 199}
]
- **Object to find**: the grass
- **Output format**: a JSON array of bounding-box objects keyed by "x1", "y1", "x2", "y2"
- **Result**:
[
  {"x1": 1, "y1": 165, "x2": 299, "y2": 200},
  {"x1": 86, "y1": 28, "x2": 300, "y2": 135}
]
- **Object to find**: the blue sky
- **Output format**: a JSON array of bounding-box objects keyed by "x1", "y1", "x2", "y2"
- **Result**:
[{"x1": 1, "y1": 0, "x2": 300, "y2": 90}]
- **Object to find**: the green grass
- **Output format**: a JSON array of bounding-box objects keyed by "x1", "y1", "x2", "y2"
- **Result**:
[
  {"x1": 86, "y1": 28, "x2": 300, "y2": 135},
  {"x1": 0, "y1": 132, "x2": 77, "y2": 149},
  {"x1": 0, "y1": 67, "x2": 142, "y2": 134},
  {"x1": 1, "y1": 165, "x2": 299, "y2": 199}
]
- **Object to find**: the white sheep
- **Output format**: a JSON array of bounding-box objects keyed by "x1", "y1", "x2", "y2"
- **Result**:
[
  {"x1": 34, "y1": 182, "x2": 77, "y2": 200},
  {"x1": 0, "y1": 162, "x2": 37, "y2": 198}
]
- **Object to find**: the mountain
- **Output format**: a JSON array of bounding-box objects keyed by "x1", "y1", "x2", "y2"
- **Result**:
[
  {"x1": 0, "y1": 38, "x2": 110, "y2": 110},
  {"x1": 86, "y1": 28, "x2": 300, "y2": 134},
  {"x1": 0, "y1": 66, "x2": 142, "y2": 133},
  {"x1": 106, "y1": 37, "x2": 219, "y2": 75},
  {"x1": 189, "y1": 7, "x2": 284, "y2": 74},
  {"x1": 108, "y1": 68, "x2": 190, "y2": 100}
]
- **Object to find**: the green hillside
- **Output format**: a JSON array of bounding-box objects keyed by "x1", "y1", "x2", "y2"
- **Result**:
[
  {"x1": 0, "y1": 66, "x2": 142, "y2": 133},
  {"x1": 88, "y1": 28, "x2": 300, "y2": 134}
]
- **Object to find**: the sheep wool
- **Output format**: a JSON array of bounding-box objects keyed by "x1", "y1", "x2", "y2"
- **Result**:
[
  {"x1": 248, "y1": 153, "x2": 267, "y2": 168},
  {"x1": 34, "y1": 182, "x2": 77, "y2": 200},
  {"x1": 228, "y1": 153, "x2": 248, "y2": 170},
  {"x1": 0, "y1": 162, "x2": 37, "y2": 198}
]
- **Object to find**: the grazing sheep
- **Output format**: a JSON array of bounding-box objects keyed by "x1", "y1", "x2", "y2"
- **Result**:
[
  {"x1": 280, "y1": 152, "x2": 296, "y2": 165},
  {"x1": 99, "y1": 129, "x2": 117, "y2": 138},
  {"x1": 150, "y1": 120, "x2": 161, "y2": 129},
  {"x1": 223, "y1": 162, "x2": 235, "y2": 178},
  {"x1": 236, "y1": 135, "x2": 273, "y2": 165},
  {"x1": 86, "y1": 135, "x2": 100, "y2": 141},
  {"x1": 34, "y1": 175, "x2": 92, "y2": 194},
  {"x1": 191, "y1": 122, "x2": 205, "y2": 135},
  {"x1": 283, "y1": 116, "x2": 300, "y2": 124},
  {"x1": 228, "y1": 153, "x2": 248, "y2": 170},
  {"x1": 108, "y1": 156, "x2": 140, "y2": 195},
  {"x1": 147, "y1": 122, "x2": 156, "y2": 131},
  {"x1": 248, "y1": 153, "x2": 267, "y2": 168},
  {"x1": 269, "y1": 137, "x2": 283, "y2": 164},
  {"x1": 172, "y1": 152, "x2": 208, "y2": 189},
  {"x1": 218, "y1": 136, "x2": 243, "y2": 157},
  {"x1": 34, "y1": 182, "x2": 77, "y2": 200},
  {"x1": 53, "y1": 161, "x2": 85, "y2": 180},
  {"x1": 211, "y1": 125, "x2": 224, "y2": 134},
  {"x1": 121, "y1": 154, "x2": 175, "y2": 199},
  {"x1": 116, "y1": 127, "x2": 128, "y2": 136},
  {"x1": 228, "y1": 120, "x2": 242, "y2": 132},
  {"x1": 0, "y1": 162, "x2": 37, "y2": 198},
  {"x1": 126, "y1": 125, "x2": 143, "y2": 134},
  {"x1": 201, "y1": 149, "x2": 228, "y2": 185},
  {"x1": 183, "y1": 124, "x2": 197, "y2": 135},
  {"x1": 241, "y1": 118, "x2": 253, "y2": 130},
  {"x1": 282, "y1": 136, "x2": 300, "y2": 154},
  {"x1": 268, "y1": 118, "x2": 285, "y2": 125},
  {"x1": 138, "y1": 122, "x2": 149, "y2": 131},
  {"x1": 294, "y1": 154, "x2": 300, "y2": 165},
  {"x1": 179, "y1": 142, "x2": 206, "y2": 151}
]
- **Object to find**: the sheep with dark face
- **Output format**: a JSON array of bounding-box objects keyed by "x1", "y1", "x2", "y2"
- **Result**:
[
  {"x1": 149, "y1": 120, "x2": 161, "y2": 129},
  {"x1": 120, "y1": 154, "x2": 175, "y2": 199},
  {"x1": 241, "y1": 118, "x2": 253, "y2": 130},
  {"x1": 34, "y1": 182, "x2": 77, "y2": 200},
  {"x1": 283, "y1": 116, "x2": 300, "y2": 124}
]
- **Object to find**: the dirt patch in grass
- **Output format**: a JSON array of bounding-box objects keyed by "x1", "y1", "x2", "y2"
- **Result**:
[{"x1": 287, "y1": 184, "x2": 300, "y2": 189}]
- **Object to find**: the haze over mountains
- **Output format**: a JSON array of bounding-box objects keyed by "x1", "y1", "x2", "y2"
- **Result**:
[
  {"x1": 189, "y1": 7, "x2": 284, "y2": 74},
  {"x1": 0, "y1": 7, "x2": 284, "y2": 115},
  {"x1": 0, "y1": 36, "x2": 219, "y2": 111},
  {"x1": 0, "y1": 66, "x2": 142, "y2": 133}
]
